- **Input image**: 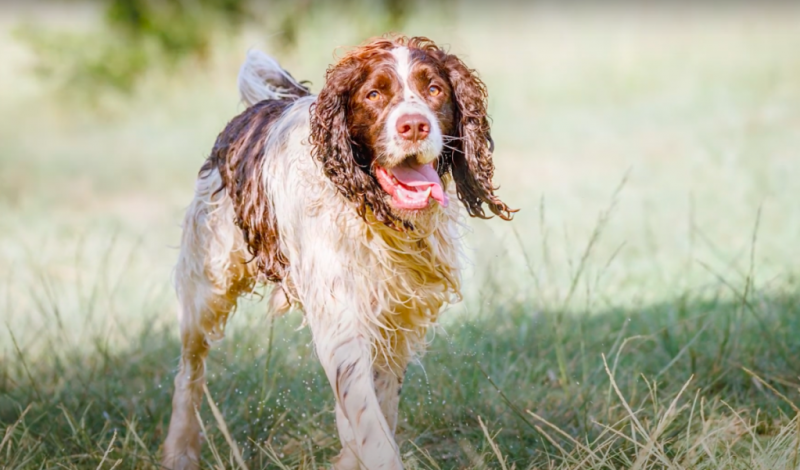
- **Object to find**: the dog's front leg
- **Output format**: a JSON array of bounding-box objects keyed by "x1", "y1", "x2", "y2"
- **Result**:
[
  {"x1": 373, "y1": 354, "x2": 410, "y2": 436},
  {"x1": 311, "y1": 322, "x2": 404, "y2": 470}
]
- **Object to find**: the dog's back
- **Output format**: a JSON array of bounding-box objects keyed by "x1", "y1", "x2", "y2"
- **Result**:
[
  {"x1": 162, "y1": 52, "x2": 309, "y2": 469},
  {"x1": 198, "y1": 52, "x2": 312, "y2": 283}
]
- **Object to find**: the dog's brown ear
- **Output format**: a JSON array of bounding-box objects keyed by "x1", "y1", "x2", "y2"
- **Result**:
[
  {"x1": 442, "y1": 53, "x2": 516, "y2": 221},
  {"x1": 309, "y1": 44, "x2": 401, "y2": 228}
]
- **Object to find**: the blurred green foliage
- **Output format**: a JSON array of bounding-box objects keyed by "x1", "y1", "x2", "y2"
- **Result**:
[
  {"x1": 16, "y1": 0, "x2": 250, "y2": 101},
  {"x1": 15, "y1": 0, "x2": 410, "y2": 103},
  {"x1": 104, "y1": 0, "x2": 249, "y2": 60}
]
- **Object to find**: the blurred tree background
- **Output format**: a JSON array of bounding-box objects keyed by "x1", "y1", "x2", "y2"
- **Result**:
[{"x1": 15, "y1": 0, "x2": 411, "y2": 104}]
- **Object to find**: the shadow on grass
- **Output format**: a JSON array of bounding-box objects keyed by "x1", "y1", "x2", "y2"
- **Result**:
[{"x1": 2, "y1": 288, "x2": 800, "y2": 469}]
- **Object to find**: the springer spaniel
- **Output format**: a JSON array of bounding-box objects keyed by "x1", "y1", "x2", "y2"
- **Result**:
[{"x1": 162, "y1": 36, "x2": 515, "y2": 470}]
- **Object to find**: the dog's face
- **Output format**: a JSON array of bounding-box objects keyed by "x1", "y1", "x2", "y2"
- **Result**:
[
  {"x1": 348, "y1": 46, "x2": 457, "y2": 212},
  {"x1": 310, "y1": 36, "x2": 515, "y2": 229}
]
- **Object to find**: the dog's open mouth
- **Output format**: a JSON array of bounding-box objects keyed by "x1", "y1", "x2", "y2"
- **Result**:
[{"x1": 375, "y1": 159, "x2": 448, "y2": 210}]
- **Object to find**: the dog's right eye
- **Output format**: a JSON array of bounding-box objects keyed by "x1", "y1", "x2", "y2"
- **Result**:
[{"x1": 367, "y1": 90, "x2": 380, "y2": 101}]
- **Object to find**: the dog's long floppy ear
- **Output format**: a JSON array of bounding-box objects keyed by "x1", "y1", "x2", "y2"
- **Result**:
[
  {"x1": 443, "y1": 53, "x2": 517, "y2": 220},
  {"x1": 309, "y1": 52, "x2": 399, "y2": 227}
]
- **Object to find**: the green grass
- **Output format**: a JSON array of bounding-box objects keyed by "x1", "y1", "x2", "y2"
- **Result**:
[
  {"x1": 4, "y1": 279, "x2": 800, "y2": 468},
  {"x1": 2, "y1": 2, "x2": 800, "y2": 469}
]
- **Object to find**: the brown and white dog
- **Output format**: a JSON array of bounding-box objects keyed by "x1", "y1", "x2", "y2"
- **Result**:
[{"x1": 162, "y1": 36, "x2": 515, "y2": 470}]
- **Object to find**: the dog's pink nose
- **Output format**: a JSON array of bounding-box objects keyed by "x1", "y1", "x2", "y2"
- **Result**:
[{"x1": 396, "y1": 114, "x2": 430, "y2": 142}]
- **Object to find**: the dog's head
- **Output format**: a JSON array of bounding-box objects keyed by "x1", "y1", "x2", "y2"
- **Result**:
[{"x1": 309, "y1": 36, "x2": 516, "y2": 229}]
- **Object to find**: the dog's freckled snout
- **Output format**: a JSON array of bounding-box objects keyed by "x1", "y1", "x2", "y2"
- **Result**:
[{"x1": 396, "y1": 113, "x2": 430, "y2": 142}]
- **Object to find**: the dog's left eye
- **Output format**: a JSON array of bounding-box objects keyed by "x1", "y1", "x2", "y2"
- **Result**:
[
  {"x1": 367, "y1": 90, "x2": 381, "y2": 101},
  {"x1": 428, "y1": 85, "x2": 441, "y2": 97}
]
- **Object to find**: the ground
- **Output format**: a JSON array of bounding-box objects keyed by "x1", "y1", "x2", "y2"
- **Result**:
[{"x1": 1, "y1": 3, "x2": 800, "y2": 469}]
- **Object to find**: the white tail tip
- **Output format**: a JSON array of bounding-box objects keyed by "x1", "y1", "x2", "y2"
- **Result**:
[{"x1": 237, "y1": 49, "x2": 309, "y2": 107}]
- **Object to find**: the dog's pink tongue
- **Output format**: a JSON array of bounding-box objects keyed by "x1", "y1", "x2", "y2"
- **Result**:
[{"x1": 391, "y1": 162, "x2": 448, "y2": 206}]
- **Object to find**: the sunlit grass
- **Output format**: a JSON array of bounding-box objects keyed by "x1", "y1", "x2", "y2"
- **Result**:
[{"x1": 2, "y1": 2, "x2": 800, "y2": 469}]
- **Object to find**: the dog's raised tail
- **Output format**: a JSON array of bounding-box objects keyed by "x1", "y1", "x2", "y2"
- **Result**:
[{"x1": 237, "y1": 49, "x2": 310, "y2": 107}]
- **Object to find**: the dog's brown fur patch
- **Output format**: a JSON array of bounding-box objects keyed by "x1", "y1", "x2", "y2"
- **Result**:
[{"x1": 200, "y1": 99, "x2": 295, "y2": 283}]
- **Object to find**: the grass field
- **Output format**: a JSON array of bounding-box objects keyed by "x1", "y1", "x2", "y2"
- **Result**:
[{"x1": 2, "y1": 2, "x2": 800, "y2": 469}]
